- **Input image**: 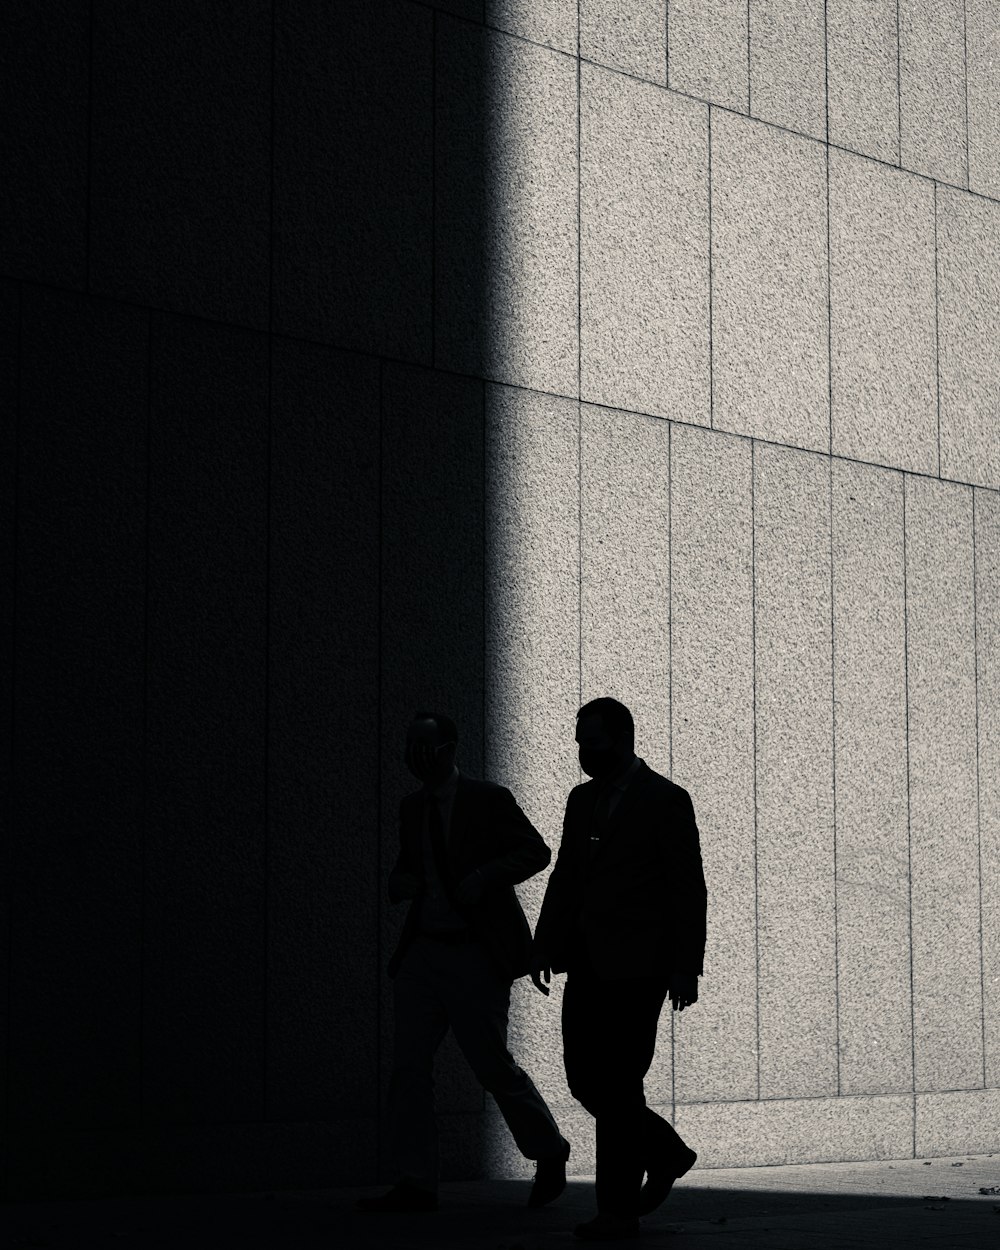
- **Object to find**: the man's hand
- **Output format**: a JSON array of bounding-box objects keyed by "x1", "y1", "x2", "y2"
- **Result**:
[
  {"x1": 530, "y1": 964, "x2": 552, "y2": 996},
  {"x1": 668, "y1": 973, "x2": 698, "y2": 1012},
  {"x1": 389, "y1": 871, "x2": 422, "y2": 901},
  {"x1": 453, "y1": 870, "x2": 485, "y2": 907}
]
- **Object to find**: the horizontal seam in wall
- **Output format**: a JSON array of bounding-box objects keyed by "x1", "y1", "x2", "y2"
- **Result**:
[
  {"x1": 7, "y1": 275, "x2": 999, "y2": 499},
  {"x1": 406, "y1": 0, "x2": 1000, "y2": 211}
]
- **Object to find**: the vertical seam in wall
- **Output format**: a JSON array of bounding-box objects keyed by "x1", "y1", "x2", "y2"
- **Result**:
[
  {"x1": 262, "y1": 0, "x2": 277, "y2": 1126},
  {"x1": 933, "y1": 183, "x2": 942, "y2": 478},
  {"x1": 577, "y1": 1, "x2": 582, "y2": 711},
  {"x1": 746, "y1": 0, "x2": 752, "y2": 115},
  {"x1": 826, "y1": 142, "x2": 833, "y2": 458},
  {"x1": 139, "y1": 311, "x2": 153, "y2": 1128},
  {"x1": 902, "y1": 473, "x2": 917, "y2": 1152},
  {"x1": 3, "y1": 284, "x2": 23, "y2": 1191},
  {"x1": 962, "y1": 0, "x2": 970, "y2": 189},
  {"x1": 577, "y1": 2, "x2": 582, "y2": 407},
  {"x1": 376, "y1": 358, "x2": 385, "y2": 1177},
  {"x1": 751, "y1": 439, "x2": 760, "y2": 1100},
  {"x1": 665, "y1": 0, "x2": 670, "y2": 88},
  {"x1": 896, "y1": 0, "x2": 903, "y2": 167},
  {"x1": 707, "y1": 106, "x2": 714, "y2": 430},
  {"x1": 668, "y1": 418, "x2": 675, "y2": 1120},
  {"x1": 830, "y1": 453, "x2": 840, "y2": 1096},
  {"x1": 85, "y1": 0, "x2": 94, "y2": 290},
  {"x1": 823, "y1": 0, "x2": 830, "y2": 143},
  {"x1": 431, "y1": 9, "x2": 437, "y2": 368},
  {"x1": 972, "y1": 489, "x2": 986, "y2": 1087}
]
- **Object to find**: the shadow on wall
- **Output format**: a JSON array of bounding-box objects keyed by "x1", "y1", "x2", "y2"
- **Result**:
[{"x1": 1, "y1": 1, "x2": 496, "y2": 1199}]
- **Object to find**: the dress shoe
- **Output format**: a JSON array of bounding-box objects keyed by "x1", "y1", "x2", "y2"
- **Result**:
[
  {"x1": 637, "y1": 1144, "x2": 697, "y2": 1216},
  {"x1": 355, "y1": 1182, "x2": 438, "y2": 1212},
  {"x1": 573, "y1": 1213, "x2": 640, "y2": 1240},
  {"x1": 527, "y1": 1137, "x2": 571, "y2": 1207}
]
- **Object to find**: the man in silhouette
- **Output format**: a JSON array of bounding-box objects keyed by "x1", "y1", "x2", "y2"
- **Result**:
[
  {"x1": 531, "y1": 697, "x2": 707, "y2": 1241},
  {"x1": 358, "y1": 711, "x2": 571, "y2": 1213}
]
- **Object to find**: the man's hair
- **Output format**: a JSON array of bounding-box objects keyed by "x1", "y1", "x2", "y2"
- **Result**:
[
  {"x1": 412, "y1": 709, "x2": 459, "y2": 745},
  {"x1": 576, "y1": 697, "x2": 634, "y2": 749}
]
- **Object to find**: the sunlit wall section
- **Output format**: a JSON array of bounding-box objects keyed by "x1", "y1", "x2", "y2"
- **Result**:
[{"x1": 487, "y1": 0, "x2": 1000, "y2": 1171}]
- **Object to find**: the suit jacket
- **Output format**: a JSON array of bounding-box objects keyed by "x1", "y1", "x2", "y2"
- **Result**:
[
  {"x1": 532, "y1": 761, "x2": 707, "y2": 980},
  {"x1": 386, "y1": 774, "x2": 551, "y2": 982}
]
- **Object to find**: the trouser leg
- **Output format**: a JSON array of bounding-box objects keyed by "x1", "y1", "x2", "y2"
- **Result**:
[
  {"x1": 562, "y1": 959, "x2": 677, "y2": 1217},
  {"x1": 444, "y1": 942, "x2": 565, "y2": 1161},
  {"x1": 387, "y1": 939, "x2": 450, "y2": 1191}
]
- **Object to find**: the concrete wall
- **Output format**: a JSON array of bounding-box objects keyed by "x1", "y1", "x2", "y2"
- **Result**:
[{"x1": 1, "y1": 0, "x2": 998, "y2": 1197}]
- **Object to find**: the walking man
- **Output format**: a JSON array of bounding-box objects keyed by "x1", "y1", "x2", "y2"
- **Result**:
[
  {"x1": 531, "y1": 697, "x2": 707, "y2": 1241},
  {"x1": 358, "y1": 711, "x2": 570, "y2": 1213}
]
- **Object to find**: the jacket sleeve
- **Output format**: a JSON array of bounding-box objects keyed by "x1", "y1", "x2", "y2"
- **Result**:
[
  {"x1": 531, "y1": 791, "x2": 579, "y2": 962},
  {"x1": 665, "y1": 787, "x2": 707, "y2": 976},
  {"x1": 474, "y1": 787, "x2": 551, "y2": 887}
]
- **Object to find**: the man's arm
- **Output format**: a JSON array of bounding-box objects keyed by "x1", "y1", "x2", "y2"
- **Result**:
[
  {"x1": 473, "y1": 787, "x2": 551, "y2": 887},
  {"x1": 663, "y1": 786, "x2": 707, "y2": 1010},
  {"x1": 529, "y1": 791, "x2": 582, "y2": 994}
]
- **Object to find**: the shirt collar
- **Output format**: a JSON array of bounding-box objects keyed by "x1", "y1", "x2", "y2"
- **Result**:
[
  {"x1": 425, "y1": 765, "x2": 460, "y2": 800},
  {"x1": 609, "y1": 754, "x2": 642, "y2": 792}
]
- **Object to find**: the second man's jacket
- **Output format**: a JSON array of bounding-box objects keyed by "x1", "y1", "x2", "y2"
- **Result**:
[{"x1": 533, "y1": 760, "x2": 707, "y2": 980}]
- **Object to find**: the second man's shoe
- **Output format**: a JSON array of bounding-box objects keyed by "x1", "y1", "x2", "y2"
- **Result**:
[
  {"x1": 637, "y1": 1144, "x2": 697, "y2": 1216},
  {"x1": 527, "y1": 1136, "x2": 571, "y2": 1207},
  {"x1": 573, "y1": 1213, "x2": 640, "y2": 1241},
  {"x1": 356, "y1": 1182, "x2": 438, "y2": 1213}
]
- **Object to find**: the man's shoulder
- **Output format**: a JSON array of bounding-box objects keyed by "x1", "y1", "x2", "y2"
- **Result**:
[{"x1": 637, "y1": 763, "x2": 691, "y2": 803}]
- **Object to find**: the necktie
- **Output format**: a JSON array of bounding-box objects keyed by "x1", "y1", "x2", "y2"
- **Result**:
[{"x1": 425, "y1": 792, "x2": 448, "y2": 879}]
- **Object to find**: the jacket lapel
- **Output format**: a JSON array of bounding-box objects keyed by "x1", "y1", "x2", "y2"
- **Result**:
[{"x1": 588, "y1": 762, "x2": 654, "y2": 866}]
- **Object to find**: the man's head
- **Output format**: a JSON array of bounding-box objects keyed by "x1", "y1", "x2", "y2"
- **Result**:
[
  {"x1": 405, "y1": 711, "x2": 459, "y2": 786},
  {"x1": 575, "y1": 697, "x2": 635, "y2": 779}
]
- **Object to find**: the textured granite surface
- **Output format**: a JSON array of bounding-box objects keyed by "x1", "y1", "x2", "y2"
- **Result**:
[
  {"x1": 905, "y1": 477, "x2": 982, "y2": 1093},
  {"x1": 378, "y1": 364, "x2": 488, "y2": 1119},
  {"x1": 142, "y1": 316, "x2": 270, "y2": 1126},
  {"x1": 10, "y1": 291, "x2": 147, "y2": 1130},
  {"x1": 581, "y1": 64, "x2": 709, "y2": 422},
  {"x1": 974, "y1": 489, "x2": 1000, "y2": 1089},
  {"x1": 268, "y1": 341, "x2": 381, "y2": 1121},
  {"x1": 898, "y1": 0, "x2": 968, "y2": 186},
  {"x1": 272, "y1": 1, "x2": 433, "y2": 360},
  {"x1": 676, "y1": 1093, "x2": 914, "y2": 1167},
  {"x1": 91, "y1": 0, "x2": 270, "y2": 327},
  {"x1": 668, "y1": 0, "x2": 749, "y2": 112},
  {"x1": 436, "y1": 24, "x2": 578, "y2": 395},
  {"x1": 966, "y1": 0, "x2": 1000, "y2": 198},
  {"x1": 487, "y1": 0, "x2": 577, "y2": 54},
  {"x1": 832, "y1": 460, "x2": 912, "y2": 1095},
  {"x1": 485, "y1": 384, "x2": 581, "y2": 1110},
  {"x1": 749, "y1": 0, "x2": 826, "y2": 139},
  {"x1": 826, "y1": 0, "x2": 901, "y2": 165},
  {"x1": 581, "y1": 405, "x2": 671, "y2": 776},
  {"x1": 829, "y1": 149, "x2": 937, "y2": 475},
  {"x1": 0, "y1": 2, "x2": 88, "y2": 287},
  {"x1": 754, "y1": 444, "x2": 837, "y2": 1100},
  {"x1": 937, "y1": 186, "x2": 1000, "y2": 490},
  {"x1": 670, "y1": 425, "x2": 757, "y2": 1104},
  {"x1": 711, "y1": 111, "x2": 829, "y2": 452},
  {"x1": 915, "y1": 1089, "x2": 1000, "y2": 1158},
  {"x1": 581, "y1": 0, "x2": 666, "y2": 83}
]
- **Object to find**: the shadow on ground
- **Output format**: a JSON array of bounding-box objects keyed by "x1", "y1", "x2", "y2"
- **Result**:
[{"x1": 4, "y1": 1157, "x2": 1000, "y2": 1250}]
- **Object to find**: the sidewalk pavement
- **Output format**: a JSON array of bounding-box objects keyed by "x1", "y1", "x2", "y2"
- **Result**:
[{"x1": 4, "y1": 1154, "x2": 999, "y2": 1249}]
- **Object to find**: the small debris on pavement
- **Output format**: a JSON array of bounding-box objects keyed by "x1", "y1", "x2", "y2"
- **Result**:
[
  {"x1": 979, "y1": 1186, "x2": 1000, "y2": 1195},
  {"x1": 951, "y1": 1162, "x2": 964, "y2": 1167}
]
